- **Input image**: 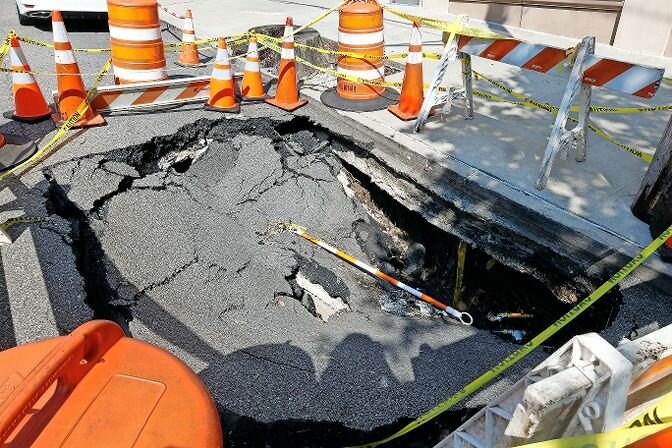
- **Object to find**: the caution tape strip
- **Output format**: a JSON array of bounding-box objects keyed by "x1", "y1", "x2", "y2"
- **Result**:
[
  {"x1": 0, "y1": 217, "x2": 49, "y2": 232},
  {"x1": 518, "y1": 423, "x2": 672, "y2": 448},
  {"x1": 0, "y1": 57, "x2": 112, "y2": 180},
  {"x1": 349, "y1": 224, "x2": 672, "y2": 447},
  {"x1": 518, "y1": 391, "x2": 672, "y2": 447},
  {"x1": 0, "y1": 32, "x2": 11, "y2": 62},
  {"x1": 472, "y1": 71, "x2": 654, "y2": 163},
  {"x1": 453, "y1": 240, "x2": 467, "y2": 307}
]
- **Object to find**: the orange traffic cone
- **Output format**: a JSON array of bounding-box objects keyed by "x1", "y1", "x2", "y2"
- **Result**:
[
  {"x1": 51, "y1": 11, "x2": 105, "y2": 128},
  {"x1": 4, "y1": 35, "x2": 52, "y2": 123},
  {"x1": 266, "y1": 17, "x2": 307, "y2": 112},
  {"x1": 205, "y1": 38, "x2": 240, "y2": 113},
  {"x1": 241, "y1": 37, "x2": 267, "y2": 101},
  {"x1": 388, "y1": 22, "x2": 425, "y2": 121},
  {"x1": 176, "y1": 10, "x2": 202, "y2": 67}
]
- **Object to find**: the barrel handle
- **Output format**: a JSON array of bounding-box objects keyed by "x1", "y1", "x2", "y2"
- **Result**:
[{"x1": 0, "y1": 320, "x2": 124, "y2": 442}]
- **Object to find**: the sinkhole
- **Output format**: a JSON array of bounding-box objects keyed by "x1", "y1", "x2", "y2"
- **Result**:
[{"x1": 41, "y1": 113, "x2": 622, "y2": 448}]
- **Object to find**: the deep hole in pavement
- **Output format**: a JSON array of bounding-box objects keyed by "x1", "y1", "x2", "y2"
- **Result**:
[{"x1": 40, "y1": 114, "x2": 622, "y2": 447}]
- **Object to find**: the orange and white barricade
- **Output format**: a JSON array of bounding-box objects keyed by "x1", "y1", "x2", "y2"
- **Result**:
[{"x1": 414, "y1": 16, "x2": 665, "y2": 190}]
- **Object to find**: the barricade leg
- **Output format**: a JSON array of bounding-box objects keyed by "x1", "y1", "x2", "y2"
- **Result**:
[
  {"x1": 414, "y1": 15, "x2": 468, "y2": 133},
  {"x1": 461, "y1": 53, "x2": 474, "y2": 120},
  {"x1": 575, "y1": 81, "x2": 592, "y2": 162},
  {"x1": 536, "y1": 36, "x2": 595, "y2": 190}
]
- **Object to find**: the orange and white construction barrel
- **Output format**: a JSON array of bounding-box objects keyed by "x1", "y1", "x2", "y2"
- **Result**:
[
  {"x1": 321, "y1": 0, "x2": 398, "y2": 112},
  {"x1": 107, "y1": 0, "x2": 168, "y2": 84}
]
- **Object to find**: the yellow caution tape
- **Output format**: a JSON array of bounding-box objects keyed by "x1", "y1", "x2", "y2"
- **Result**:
[
  {"x1": 627, "y1": 391, "x2": 672, "y2": 428},
  {"x1": 349, "y1": 224, "x2": 672, "y2": 448},
  {"x1": 0, "y1": 58, "x2": 112, "y2": 180},
  {"x1": 0, "y1": 32, "x2": 11, "y2": 62},
  {"x1": 453, "y1": 240, "x2": 467, "y2": 307},
  {"x1": 382, "y1": 5, "x2": 509, "y2": 40},
  {"x1": 472, "y1": 71, "x2": 654, "y2": 163},
  {"x1": 517, "y1": 423, "x2": 672, "y2": 448},
  {"x1": 475, "y1": 70, "x2": 671, "y2": 115},
  {"x1": 0, "y1": 217, "x2": 49, "y2": 232}
]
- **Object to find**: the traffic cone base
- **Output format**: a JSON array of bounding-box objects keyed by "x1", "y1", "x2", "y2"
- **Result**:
[
  {"x1": 3, "y1": 108, "x2": 52, "y2": 124},
  {"x1": 51, "y1": 110, "x2": 106, "y2": 129},
  {"x1": 175, "y1": 60, "x2": 207, "y2": 68},
  {"x1": 204, "y1": 103, "x2": 241, "y2": 114},
  {"x1": 387, "y1": 103, "x2": 419, "y2": 121},
  {"x1": 265, "y1": 97, "x2": 307, "y2": 112}
]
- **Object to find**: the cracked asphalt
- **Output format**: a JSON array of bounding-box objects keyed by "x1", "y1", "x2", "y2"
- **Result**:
[{"x1": 2, "y1": 5, "x2": 672, "y2": 448}]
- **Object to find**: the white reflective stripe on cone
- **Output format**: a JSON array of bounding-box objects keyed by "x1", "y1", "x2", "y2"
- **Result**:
[
  {"x1": 281, "y1": 48, "x2": 295, "y2": 59},
  {"x1": 211, "y1": 67, "x2": 232, "y2": 80},
  {"x1": 215, "y1": 48, "x2": 230, "y2": 62},
  {"x1": 113, "y1": 66, "x2": 168, "y2": 82},
  {"x1": 244, "y1": 61, "x2": 260, "y2": 71},
  {"x1": 284, "y1": 26, "x2": 294, "y2": 42},
  {"x1": 109, "y1": 25, "x2": 162, "y2": 42},
  {"x1": 338, "y1": 31, "x2": 383, "y2": 46},
  {"x1": 337, "y1": 66, "x2": 384, "y2": 80},
  {"x1": 410, "y1": 27, "x2": 422, "y2": 45},
  {"x1": 183, "y1": 19, "x2": 195, "y2": 31},
  {"x1": 52, "y1": 22, "x2": 69, "y2": 43},
  {"x1": 407, "y1": 52, "x2": 422, "y2": 64},
  {"x1": 182, "y1": 33, "x2": 196, "y2": 43},
  {"x1": 9, "y1": 47, "x2": 27, "y2": 67},
  {"x1": 55, "y1": 50, "x2": 76, "y2": 64},
  {"x1": 12, "y1": 72, "x2": 34, "y2": 84}
]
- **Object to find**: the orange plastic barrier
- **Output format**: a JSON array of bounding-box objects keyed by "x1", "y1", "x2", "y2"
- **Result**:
[
  {"x1": 107, "y1": 0, "x2": 168, "y2": 84},
  {"x1": 626, "y1": 426, "x2": 672, "y2": 448},
  {"x1": 0, "y1": 320, "x2": 223, "y2": 447},
  {"x1": 629, "y1": 355, "x2": 672, "y2": 409}
]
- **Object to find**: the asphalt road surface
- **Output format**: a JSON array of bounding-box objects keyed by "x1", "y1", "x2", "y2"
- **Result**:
[{"x1": 1, "y1": 5, "x2": 672, "y2": 448}]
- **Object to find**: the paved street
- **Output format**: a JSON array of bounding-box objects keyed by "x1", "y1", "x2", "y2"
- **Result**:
[{"x1": 1, "y1": 3, "x2": 672, "y2": 448}]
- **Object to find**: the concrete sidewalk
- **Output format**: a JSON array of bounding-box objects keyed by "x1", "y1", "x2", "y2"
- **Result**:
[{"x1": 159, "y1": 0, "x2": 672, "y2": 287}]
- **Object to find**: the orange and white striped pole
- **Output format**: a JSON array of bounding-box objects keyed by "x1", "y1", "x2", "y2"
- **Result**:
[
  {"x1": 7, "y1": 34, "x2": 52, "y2": 123},
  {"x1": 107, "y1": 0, "x2": 168, "y2": 84},
  {"x1": 177, "y1": 9, "x2": 201, "y2": 67},
  {"x1": 241, "y1": 37, "x2": 267, "y2": 101},
  {"x1": 266, "y1": 17, "x2": 307, "y2": 112},
  {"x1": 52, "y1": 10, "x2": 105, "y2": 128},
  {"x1": 388, "y1": 22, "x2": 425, "y2": 121},
  {"x1": 286, "y1": 225, "x2": 474, "y2": 325},
  {"x1": 205, "y1": 38, "x2": 239, "y2": 113}
]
